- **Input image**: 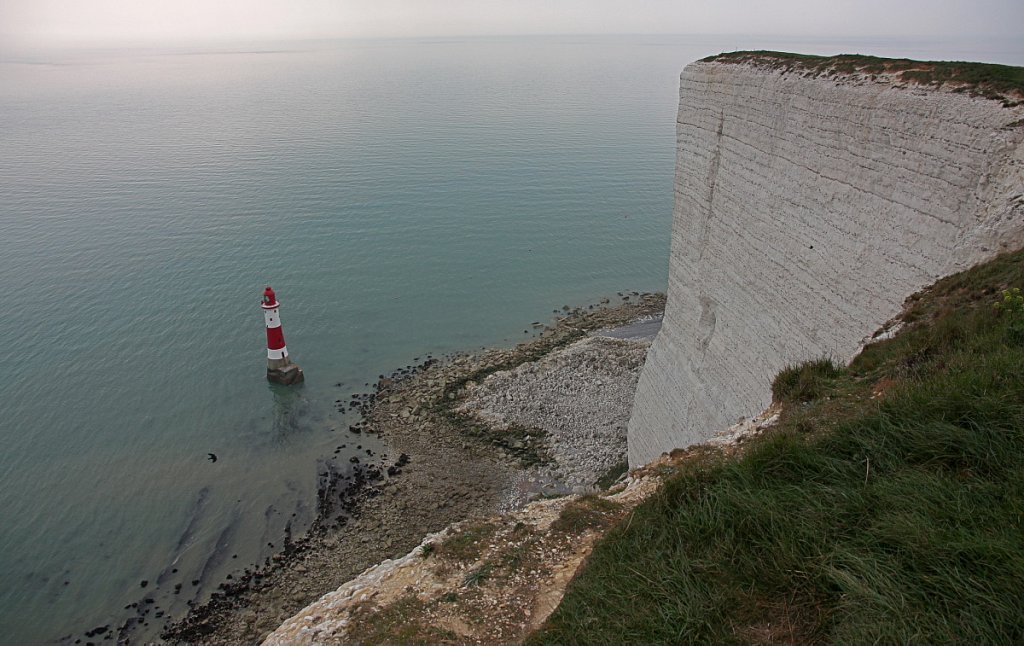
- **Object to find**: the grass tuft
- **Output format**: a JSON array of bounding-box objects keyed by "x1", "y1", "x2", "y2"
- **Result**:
[
  {"x1": 346, "y1": 595, "x2": 453, "y2": 645},
  {"x1": 436, "y1": 522, "x2": 496, "y2": 561},
  {"x1": 550, "y1": 495, "x2": 622, "y2": 534},
  {"x1": 771, "y1": 357, "x2": 844, "y2": 403},
  {"x1": 462, "y1": 563, "x2": 493, "y2": 588}
]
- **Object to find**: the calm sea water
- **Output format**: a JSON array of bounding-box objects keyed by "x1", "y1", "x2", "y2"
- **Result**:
[{"x1": 2, "y1": 34, "x2": 1022, "y2": 642}]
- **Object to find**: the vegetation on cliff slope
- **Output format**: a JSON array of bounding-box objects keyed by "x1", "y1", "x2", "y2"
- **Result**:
[
  {"x1": 531, "y1": 249, "x2": 1024, "y2": 644},
  {"x1": 703, "y1": 51, "x2": 1024, "y2": 105}
]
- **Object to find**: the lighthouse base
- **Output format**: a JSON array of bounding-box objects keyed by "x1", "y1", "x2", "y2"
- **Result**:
[{"x1": 267, "y1": 363, "x2": 304, "y2": 385}]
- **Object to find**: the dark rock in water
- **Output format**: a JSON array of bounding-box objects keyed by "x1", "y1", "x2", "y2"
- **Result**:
[{"x1": 267, "y1": 364, "x2": 304, "y2": 385}]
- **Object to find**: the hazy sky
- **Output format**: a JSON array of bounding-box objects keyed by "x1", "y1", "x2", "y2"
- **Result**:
[{"x1": 2, "y1": 0, "x2": 1022, "y2": 47}]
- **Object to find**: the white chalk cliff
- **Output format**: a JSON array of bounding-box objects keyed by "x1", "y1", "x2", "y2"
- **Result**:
[{"x1": 628, "y1": 55, "x2": 1024, "y2": 467}]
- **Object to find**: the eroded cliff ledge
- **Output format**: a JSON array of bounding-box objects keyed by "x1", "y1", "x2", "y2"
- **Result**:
[{"x1": 628, "y1": 52, "x2": 1024, "y2": 466}]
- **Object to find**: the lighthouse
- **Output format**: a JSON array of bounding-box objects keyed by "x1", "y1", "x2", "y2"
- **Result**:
[{"x1": 261, "y1": 286, "x2": 304, "y2": 385}]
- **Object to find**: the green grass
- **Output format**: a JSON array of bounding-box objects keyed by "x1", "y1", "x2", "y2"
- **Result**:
[
  {"x1": 499, "y1": 537, "x2": 539, "y2": 572},
  {"x1": 529, "y1": 249, "x2": 1024, "y2": 644},
  {"x1": 347, "y1": 595, "x2": 460, "y2": 645},
  {"x1": 550, "y1": 495, "x2": 622, "y2": 534},
  {"x1": 702, "y1": 51, "x2": 1024, "y2": 104},
  {"x1": 435, "y1": 521, "x2": 497, "y2": 561},
  {"x1": 462, "y1": 562, "x2": 493, "y2": 588},
  {"x1": 771, "y1": 357, "x2": 843, "y2": 403}
]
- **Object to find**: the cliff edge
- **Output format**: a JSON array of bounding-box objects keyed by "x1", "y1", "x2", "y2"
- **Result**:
[{"x1": 628, "y1": 53, "x2": 1024, "y2": 466}]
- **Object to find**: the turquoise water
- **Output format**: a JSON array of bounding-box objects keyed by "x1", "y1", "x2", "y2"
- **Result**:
[{"x1": 2, "y1": 35, "x2": 1022, "y2": 642}]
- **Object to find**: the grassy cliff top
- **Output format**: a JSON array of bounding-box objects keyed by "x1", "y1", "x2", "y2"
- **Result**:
[
  {"x1": 531, "y1": 248, "x2": 1024, "y2": 643},
  {"x1": 701, "y1": 50, "x2": 1024, "y2": 104}
]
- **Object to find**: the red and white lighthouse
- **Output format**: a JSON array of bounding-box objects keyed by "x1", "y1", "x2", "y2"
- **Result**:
[{"x1": 261, "y1": 286, "x2": 304, "y2": 384}]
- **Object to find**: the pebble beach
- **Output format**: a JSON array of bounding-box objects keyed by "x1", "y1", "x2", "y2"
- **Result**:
[{"x1": 162, "y1": 293, "x2": 665, "y2": 644}]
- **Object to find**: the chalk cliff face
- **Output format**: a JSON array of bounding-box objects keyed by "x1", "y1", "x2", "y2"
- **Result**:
[{"x1": 628, "y1": 57, "x2": 1024, "y2": 467}]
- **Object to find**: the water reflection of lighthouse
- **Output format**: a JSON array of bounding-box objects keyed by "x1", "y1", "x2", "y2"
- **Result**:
[{"x1": 261, "y1": 286, "x2": 304, "y2": 385}]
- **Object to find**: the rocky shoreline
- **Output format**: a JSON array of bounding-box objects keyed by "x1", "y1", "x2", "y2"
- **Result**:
[
  {"x1": 162, "y1": 293, "x2": 665, "y2": 644},
  {"x1": 458, "y1": 334, "x2": 651, "y2": 497},
  {"x1": 257, "y1": 388, "x2": 782, "y2": 645}
]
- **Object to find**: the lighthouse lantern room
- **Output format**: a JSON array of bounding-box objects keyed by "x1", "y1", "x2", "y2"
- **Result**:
[{"x1": 261, "y1": 286, "x2": 304, "y2": 385}]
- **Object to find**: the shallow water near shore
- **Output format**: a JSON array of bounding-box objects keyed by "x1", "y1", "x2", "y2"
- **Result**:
[{"x1": 2, "y1": 34, "x2": 1023, "y2": 642}]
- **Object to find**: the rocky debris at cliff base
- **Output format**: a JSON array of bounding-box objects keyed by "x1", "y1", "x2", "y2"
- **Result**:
[
  {"x1": 701, "y1": 403, "x2": 781, "y2": 450},
  {"x1": 457, "y1": 334, "x2": 650, "y2": 498}
]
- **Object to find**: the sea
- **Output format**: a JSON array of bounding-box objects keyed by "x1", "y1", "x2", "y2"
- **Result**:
[{"x1": 2, "y1": 34, "x2": 1022, "y2": 643}]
